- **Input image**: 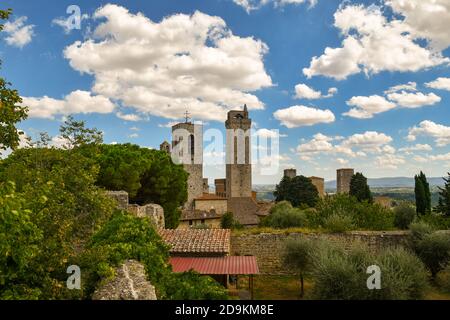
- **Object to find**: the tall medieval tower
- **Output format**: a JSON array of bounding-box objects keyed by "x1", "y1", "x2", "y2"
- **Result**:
[
  {"x1": 225, "y1": 105, "x2": 252, "y2": 198},
  {"x1": 171, "y1": 121, "x2": 203, "y2": 210}
]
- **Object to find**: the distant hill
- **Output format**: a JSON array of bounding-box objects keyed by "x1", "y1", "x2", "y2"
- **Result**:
[{"x1": 324, "y1": 177, "x2": 445, "y2": 190}]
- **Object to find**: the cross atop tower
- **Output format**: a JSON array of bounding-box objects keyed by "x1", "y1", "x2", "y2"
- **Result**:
[{"x1": 184, "y1": 110, "x2": 191, "y2": 123}]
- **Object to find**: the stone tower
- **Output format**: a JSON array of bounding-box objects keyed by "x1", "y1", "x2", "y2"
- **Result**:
[
  {"x1": 284, "y1": 169, "x2": 297, "y2": 179},
  {"x1": 160, "y1": 141, "x2": 171, "y2": 153},
  {"x1": 171, "y1": 121, "x2": 203, "y2": 210},
  {"x1": 225, "y1": 105, "x2": 252, "y2": 198},
  {"x1": 337, "y1": 168, "x2": 354, "y2": 194}
]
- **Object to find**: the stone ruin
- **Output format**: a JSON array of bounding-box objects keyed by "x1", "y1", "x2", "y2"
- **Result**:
[
  {"x1": 105, "y1": 191, "x2": 165, "y2": 229},
  {"x1": 92, "y1": 260, "x2": 157, "y2": 300}
]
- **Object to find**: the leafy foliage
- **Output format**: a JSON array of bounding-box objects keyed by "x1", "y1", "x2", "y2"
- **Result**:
[
  {"x1": 260, "y1": 201, "x2": 308, "y2": 229},
  {"x1": 310, "y1": 240, "x2": 428, "y2": 300},
  {"x1": 323, "y1": 212, "x2": 355, "y2": 233},
  {"x1": 0, "y1": 9, "x2": 28, "y2": 154},
  {"x1": 274, "y1": 176, "x2": 319, "y2": 208},
  {"x1": 220, "y1": 212, "x2": 242, "y2": 230},
  {"x1": 82, "y1": 211, "x2": 227, "y2": 300},
  {"x1": 349, "y1": 172, "x2": 373, "y2": 203},
  {"x1": 409, "y1": 222, "x2": 450, "y2": 279},
  {"x1": 312, "y1": 194, "x2": 394, "y2": 231},
  {"x1": 415, "y1": 171, "x2": 431, "y2": 215},
  {"x1": 282, "y1": 238, "x2": 316, "y2": 297},
  {"x1": 394, "y1": 203, "x2": 416, "y2": 230},
  {"x1": 435, "y1": 173, "x2": 450, "y2": 217}
]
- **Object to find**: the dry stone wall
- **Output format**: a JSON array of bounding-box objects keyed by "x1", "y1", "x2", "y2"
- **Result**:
[{"x1": 231, "y1": 231, "x2": 410, "y2": 275}]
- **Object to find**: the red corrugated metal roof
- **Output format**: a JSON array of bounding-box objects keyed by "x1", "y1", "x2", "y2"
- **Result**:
[{"x1": 169, "y1": 256, "x2": 259, "y2": 275}]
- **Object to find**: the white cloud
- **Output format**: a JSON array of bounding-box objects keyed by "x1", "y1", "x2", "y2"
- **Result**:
[
  {"x1": 399, "y1": 144, "x2": 433, "y2": 153},
  {"x1": 407, "y1": 120, "x2": 450, "y2": 147},
  {"x1": 2, "y1": 16, "x2": 35, "y2": 48},
  {"x1": 294, "y1": 83, "x2": 337, "y2": 100},
  {"x1": 116, "y1": 112, "x2": 144, "y2": 122},
  {"x1": 384, "y1": 82, "x2": 417, "y2": 94},
  {"x1": 386, "y1": 91, "x2": 441, "y2": 108},
  {"x1": 233, "y1": 0, "x2": 317, "y2": 13},
  {"x1": 296, "y1": 131, "x2": 394, "y2": 161},
  {"x1": 63, "y1": 5, "x2": 272, "y2": 122},
  {"x1": 387, "y1": 0, "x2": 450, "y2": 51},
  {"x1": 158, "y1": 121, "x2": 180, "y2": 128},
  {"x1": 22, "y1": 90, "x2": 116, "y2": 119},
  {"x1": 344, "y1": 95, "x2": 396, "y2": 119},
  {"x1": 375, "y1": 154, "x2": 405, "y2": 169},
  {"x1": 255, "y1": 128, "x2": 286, "y2": 139},
  {"x1": 303, "y1": 4, "x2": 449, "y2": 80},
  {"x1": 429, "y1": 153, "x2": 450, "y2": 162},
  {"x1": 52, "y1": 14, "x2": 89, "y2": 34},
  {"x1": 425, "y1": 77, "x2": 450, "y2": 91},
  {"x1": 274, "y1": 105, "x2": 335, "y2": 128},
  {"x1": 128, "y1": 133, "x2": 139, "y2": 139}
]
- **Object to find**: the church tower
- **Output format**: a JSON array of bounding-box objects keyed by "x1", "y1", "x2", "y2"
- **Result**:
[
  {"x1": 171, "y1": 115, "x2": 203, "y2": 210},
  {"x1": 225, "y1": 105, "x2": 252, "y2": 198}
]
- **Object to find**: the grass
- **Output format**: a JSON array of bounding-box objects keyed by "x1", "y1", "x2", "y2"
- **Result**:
[
  {"x1": 232, "y1": 227, "x2": 325, "y2": 237},
  {"x1": 231, "y1": 275, "x2": 450, "y2": 300}
]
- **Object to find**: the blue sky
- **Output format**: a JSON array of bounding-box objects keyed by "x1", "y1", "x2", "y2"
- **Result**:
[{"x1": 1, "y1": 0, "x2": 450, "y2": 183}]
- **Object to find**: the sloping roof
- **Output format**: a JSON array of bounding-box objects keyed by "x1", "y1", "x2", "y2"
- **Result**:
[
  {"x1": 180, "y1": 209, "x2": 221, "y2": 221},
  {"x1": 170, "y1": 256, "x2": 259, "y2": 275},
  {"x1": 159, "y1": 229, "x2": 230, "y2": 254}
]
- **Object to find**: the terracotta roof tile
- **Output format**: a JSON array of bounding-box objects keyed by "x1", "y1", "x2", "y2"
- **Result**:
[{"x1": 159, "y1": 229, "x2": 230, "y2": 254}]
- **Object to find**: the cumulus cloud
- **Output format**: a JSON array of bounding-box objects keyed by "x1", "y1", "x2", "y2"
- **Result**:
[
  {"x1": 22, "y1": 90, "x2": 116, "y2": 119},
  {"x1": 303, "y1": 4, "x2": 449, "y2": 80},
  {"x1": 384, "y1": 82, "x2": 417, "y2": 94},
  {"x1": 344, "y1": 95, "x2": 396, "y2": 119},
  {"x1": 273, "y1": 105, "x2": 335, "y2": 128},
  {"x1": 233, "y1": 0, "x2": 317, "y2": 13},
  {"x1": 294, "y1": 84, "x2": 337, "y2": 100},
  {"x1": 375, "y1": 154, "x2": 405, "y2": 169},
  {"x1": 116, "y1": 112, "x2": 144, "y2": 122},
  {"x1": 399, "y1": 144, "x2": 433, "y2": 153},
  {"x1": 407, "y1": 120, "x2": 450, "y2": 147},
  {"x1": 296, "y1": 131, "x2": 393, "y2": 161},
  {"x1": 2, "y1": 16, "x2": 35, "y2": 48},
  {"x1": 63, "y1": 5, "x2": 272, "y2": 122},
  {"x1": 425, "y1": 77, "x2": 450, "y2": 91},
  {"x1": 386, "y1": 91, "x2": 441, "y2": 108}
]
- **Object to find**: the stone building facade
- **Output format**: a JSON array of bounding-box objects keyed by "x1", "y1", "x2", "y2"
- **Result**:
[
  {"x1": 310, "y1": 176, "x2": 325, "y2": 198},
  {"x1": 283, "y1": 169, "x2": 297, "y2": 179},
  {"x1": 171, "y1": 122, "x2": 204, "y2": 210},
  {"x1": 337, "y1": 168, "x2": 354, "y2": 194}
]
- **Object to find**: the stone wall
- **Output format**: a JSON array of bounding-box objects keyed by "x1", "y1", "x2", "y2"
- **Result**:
[
  {"x1": 92, "y1": 260, "x2": 157, "y2": 300},
  {"x1": 106, "y1": 191, "x2": 129, "y2": 210},
  {"x1": 128, "y1": 203, "x2": 165, "y2": 229},
  {"x1": 231, "y1": 231, "x2": 410, "y2": 275}
]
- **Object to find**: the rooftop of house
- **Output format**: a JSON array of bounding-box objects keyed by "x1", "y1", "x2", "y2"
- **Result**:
[
  {"x1": 195, "y1": 193, "x2": 227, "y2": 201},
  {"x1": 159, "y1": 229, "x2": 231, "y2": 255}
]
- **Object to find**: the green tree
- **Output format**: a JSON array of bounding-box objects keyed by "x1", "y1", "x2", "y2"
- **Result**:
[
  {"x1": 274, "y1": 176, "x2": 319, "y2": 208},
  {"x1": 260, "y1": 201, "x2": 307, "y2": 229},
  {"x1": 0, "y1": 9, "x2": 28, "y2": 154},
  {"x1": 394, "y1": 203, "x2": 416, "y2": 229},
  {"x1": 435, "y1": 173, "x2": 450, "y2": 217},
  {"x1": 415, "y1": 171, "x2": 431, "y2": 215},
  {"x1": 349, "y1": 172, "x2": 372, "y2": 203},
  {"x1": 59, "y1": 115, "x2": 103, "y2": 149},
  {"x1": 221, "y1": 212, "x2": 235, "y2": 229},
  {"x1": 282, "y1": 238, "x2": 316, "y2": 298}
]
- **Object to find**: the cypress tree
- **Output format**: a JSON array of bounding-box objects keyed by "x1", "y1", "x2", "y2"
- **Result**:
[
  {"x1": 435, "y1": 173, "x2": 450, "y2": 217},
  {"x1": 415, "y1": 171, "x2": 431, "y2": 215},
  {"x1": 349, "y1": 172, "x2": 373, "y2": 203}
]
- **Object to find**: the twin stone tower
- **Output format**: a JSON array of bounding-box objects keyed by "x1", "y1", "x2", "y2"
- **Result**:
[{"x1": 160, "y1": 105, "x2": 259, "y2": 226}]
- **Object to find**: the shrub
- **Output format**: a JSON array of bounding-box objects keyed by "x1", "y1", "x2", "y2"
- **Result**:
[
  {"x1": 260, "y1": 202, "x2": 307, "y2": 229},
  {"x1": 394, "y1": 203, "x2": 416, "y2": 229},
  {"x1": 323, "y1": 212, "x2": 355, "y2": 233},
  {"x1": 410, "y1": 231, "x2": 450, "y2": 279},
  {"x1": 437, "y1": 264, "x2": 450, "y2": 293},
  {"x1": 311, "y1": 240, "x2": 428, "y2": 300},
  {"x1": 220, "y1": 212, "x2": 242, "y2": 230},
  {"x1": 313, "y1": 194, "x2": 394, "y2": 231},
  {"x1": 83, "y1": 211, "x2": 228, "y2": 300}
]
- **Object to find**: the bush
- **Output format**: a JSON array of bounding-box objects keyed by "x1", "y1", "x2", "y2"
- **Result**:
[
  {"x1": 410, "y1": 231, "x2": 450, "y2": 279},
  {"x1": 437, "y1": 264, "x2": 450, "y2": 293},
  {"x1": 311, "y1": 240, "x2": 428, "y2": 300},
  {"x1": 83, "y1": 211, "x2": 228, "y2": 300},
  {"x1": 394, "y1": 203, "x2": 416, "y2": 229},
  {"x1": 260, "y1": 201, "x2": 307, "y2": 229},
  {"x1": 220, "y1": 212, "x2": 242, "y2": 230},
  {"x1": 312, "y1": 194, "x2": 394, "y2": 231},
  {"x1": 323, "y1": 212, "x2": 354, "y2": 233}
]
